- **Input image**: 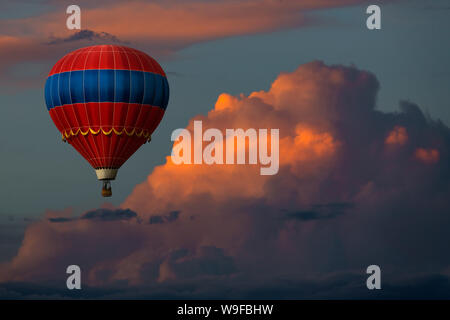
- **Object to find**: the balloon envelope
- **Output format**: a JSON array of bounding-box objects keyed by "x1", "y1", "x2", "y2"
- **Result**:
[
  {"x1": 44, "y1": 45, "x2": 169, "y2": 187},
  {"x1": 45, "y1": 45, "x2": 169, "y2": 192}
]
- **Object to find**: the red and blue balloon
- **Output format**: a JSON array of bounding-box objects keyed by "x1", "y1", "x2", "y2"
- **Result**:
[{"x1": 44, "y1": 45, "x2": 169, "y2": 196}]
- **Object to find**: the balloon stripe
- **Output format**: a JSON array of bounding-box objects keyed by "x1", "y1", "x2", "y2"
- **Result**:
[
  {"x1": 45, "y1": 70, "x2": 168, "y2": 110},
  {"x1": 82, "y1": 46, "x2": 103, "y2": 168},
  {"x1": 98, "y1": 46, "x2": 107, "y2": 168},
  {"x1": 109, "y1": 46, "x2": 133, "y2": 170},
  {"x1": 68, "y1": 50, "x2": 97, "y2": 167},
  {"x1": 107, "y1": 44, "x2": 117, "y2": 166}
]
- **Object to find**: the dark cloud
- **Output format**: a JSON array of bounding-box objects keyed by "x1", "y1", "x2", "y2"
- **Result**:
[
  {"x1": 1, "y1": 62, "x2": 450, "y2": 298},
  {"x1": 149, "y1": 211, "x2": 180, "y2": 224},
  {"x1": 157, "y1": 246, "x2": 236, "y2": 282},
  {"x1": 2, "y1": 272, "x2": 450, "y2": 300},
  {"x1": 46, "y1": 29, "x2": 128, "y2": 45},
  {"x1": 166, "y1": 211, "x2": 181, "y2": 222},
  {"x1": 285, "y1": 202, "x2": 354, "y2": 221},
  {"x1": 48, "y1": 217, "x2": 73, "y2": 223},
  {"x1": 80, "y1": 209, "x2": 137, "y2": 221},
  {"x1": 149, "y1": 216, "x2": 164, "y2": 224},
  {"x1": 48, "y1": 208, "x2": 138, "y2": 223}
]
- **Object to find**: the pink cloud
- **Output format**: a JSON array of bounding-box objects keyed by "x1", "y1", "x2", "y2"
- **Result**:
[
  {"x1": 0, "y1": 0, "x2": 391, "y2": 85},
  {"x1": 2, "y1": 1, "x2": 375, "y2": 40},
  {"x1": 1, "y1": 61, "x2": 449, "y2": 296}
]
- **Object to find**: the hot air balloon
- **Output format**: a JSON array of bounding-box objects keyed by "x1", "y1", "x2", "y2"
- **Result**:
[{"x1": 44, "y1": 45, "x2": 169, "y2": 197}]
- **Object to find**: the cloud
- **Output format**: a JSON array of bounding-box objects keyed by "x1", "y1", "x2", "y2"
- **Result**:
[
  {"x1": 2, "y1": 272, "x2": 450, "y2": 299},
  {"x1": 1, "y1": 61, "x2": 450, "y2": 298},
  {"x1": 157, "y1": 246, "x2": 236, "y2": 282},
  {"x1": 80, "y1": 208, "x2": 137, "y2": 221},
  {"x1": 48, "y1": 208, "x2": 138, "y2": 223},
  {"x1": 149, "y1": 211, "x2": 181, "y2": 224},
  {"x1": 0, "y1": 0, "x2": 393, "y2": 86},
  {"x1": 46, "y1": 29, "x2": 127, "y2": 45},
  {"x1": 285, "y1": 202, "x2": 354, "y2": 221},
  {"x1": 1, "y1": 0, "x2": 373, "y2": 41},
  {"x1": 415, "y1": 148, "x2": 440, "y2": 164},
  {"x1": 385, "y1": 126, "x2": 408, "y2": 145},
  {"x1": 48, "y1": 217, "x2": 73, "y2": 223}
]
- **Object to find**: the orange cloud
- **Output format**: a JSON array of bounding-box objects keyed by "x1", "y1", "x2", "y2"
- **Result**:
[
  {"x1": 415, "y1": 148, "x2": 440, "y2": 164},
  {"x1": 1, "y1": 1, "x2": 372, "y2": 40},
  {"x1": 2, "y1": 61, "x2": 449, "y2": 292},
  {"x1": 123, "y1": 62, "x2": 355, "y2": 215},
  {"x1": 385, "y1": 126, "x2": 408, "y2": 145},
  {"x1": 281, "y1": 126, "x2": 338, "y2": 163},
  {"x1": 0, "y1": 0, "x2": 389, "y2": 84}
]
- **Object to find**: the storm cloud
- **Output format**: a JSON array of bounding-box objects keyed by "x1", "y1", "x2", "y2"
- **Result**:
[{"x1": 1, "y1": 61, "x2": 449, "y2": 298}]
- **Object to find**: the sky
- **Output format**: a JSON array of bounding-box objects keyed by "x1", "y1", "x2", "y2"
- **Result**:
[{"x1": 1, "y1": 0, "x2": 450, "y2": 299}]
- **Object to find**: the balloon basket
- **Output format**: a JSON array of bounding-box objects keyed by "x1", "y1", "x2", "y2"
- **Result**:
[{"x1": 101, "y1": 181, "x2": 112, "y2": 197}]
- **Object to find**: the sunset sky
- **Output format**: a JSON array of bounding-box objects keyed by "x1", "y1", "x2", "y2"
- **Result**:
[{"x1": 1, "y1": 0, "x2": 450, "y2": 299}]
